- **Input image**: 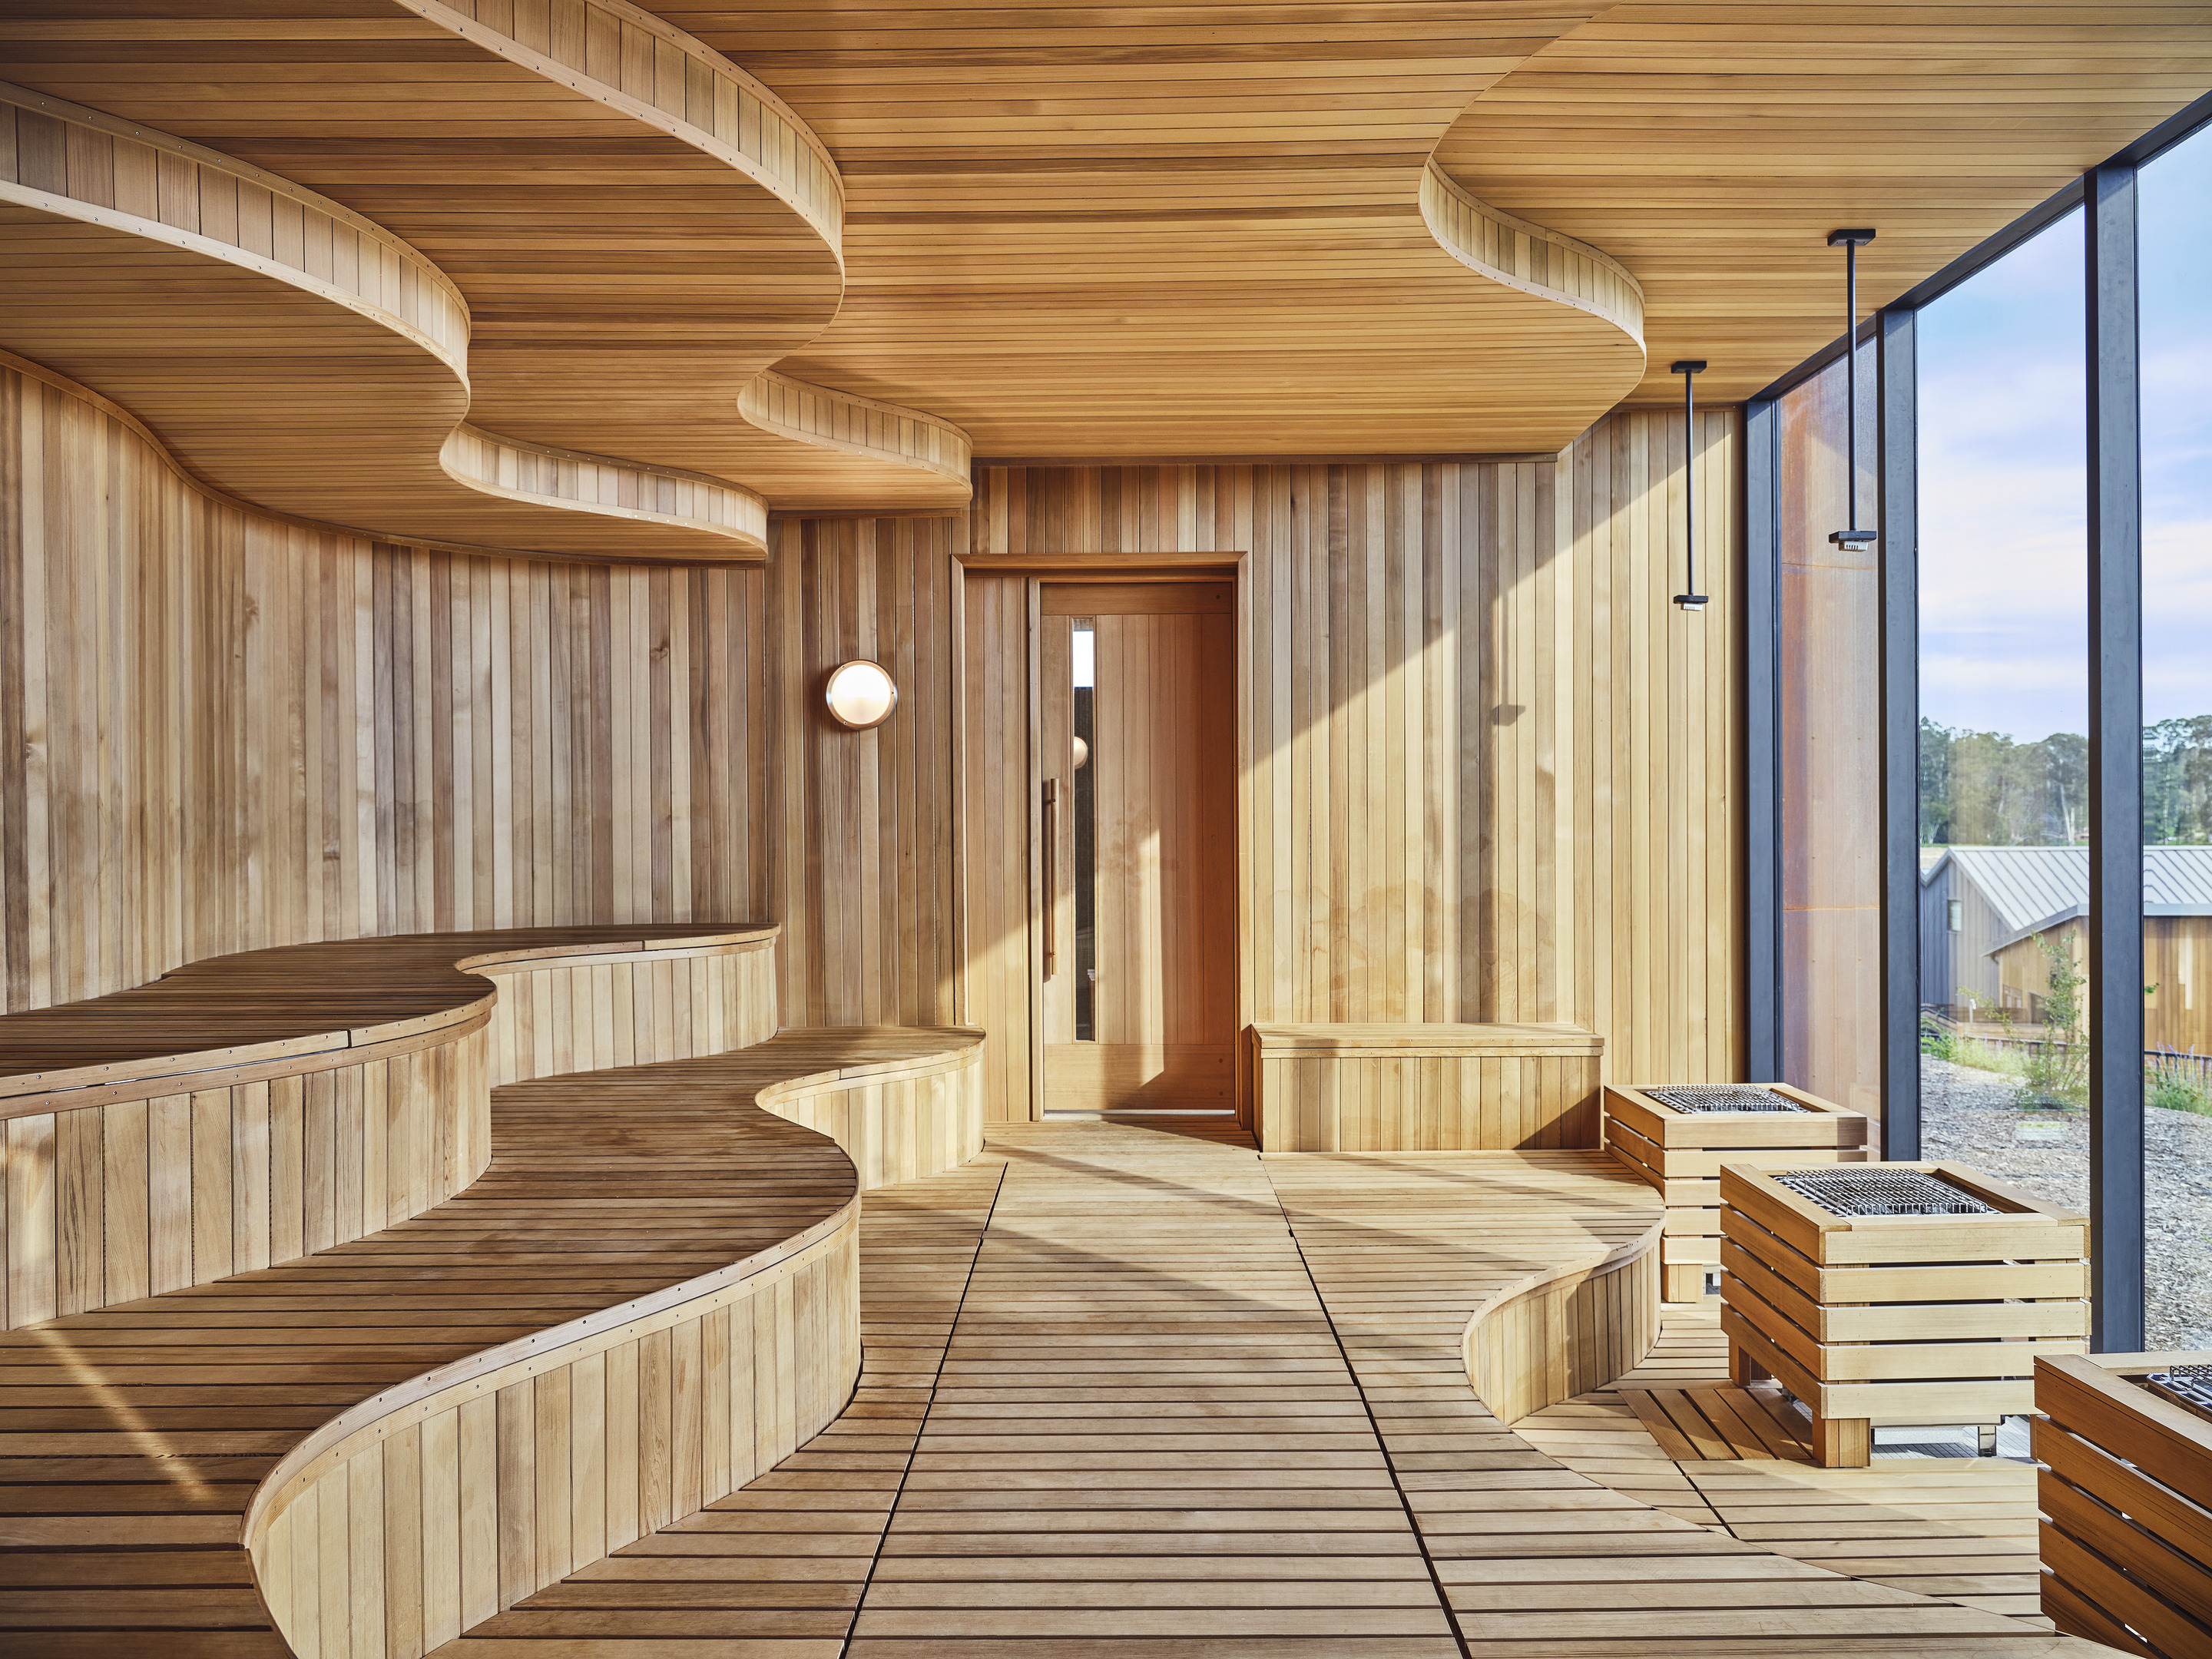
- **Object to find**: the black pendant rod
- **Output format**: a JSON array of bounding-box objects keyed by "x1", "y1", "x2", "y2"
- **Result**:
[
  {"x1": 1672, "y1": 359, "x2": 1708, "y2": 611},
  {"x1": 1830, "y1": 228, "x2": 1878, "y2": 550}
]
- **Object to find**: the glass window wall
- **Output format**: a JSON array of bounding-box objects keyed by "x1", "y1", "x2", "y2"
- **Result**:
[
  {"x1": 2138, "y1": 122, "x2": 2212, "y2": 1349},
  {"x1": 1914, "y1": 214, "x2": 2094, "y2": 1220}
]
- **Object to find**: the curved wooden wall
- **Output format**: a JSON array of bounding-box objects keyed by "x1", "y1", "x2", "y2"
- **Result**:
[
  {"x1": 0, "y1": 355, "x2": 779, "y2": 1020},
  {"x1": 0, "y1": 927, "x2": 777, "y2": 1330},
  {"x1": 1466, "y1": 1222, "x2": 1664, "y2": 1425}
]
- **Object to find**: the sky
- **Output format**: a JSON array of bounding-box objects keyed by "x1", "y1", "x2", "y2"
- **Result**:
[{"x1": 1916, "y1": 121, "x2": 2212, "y2": 743}]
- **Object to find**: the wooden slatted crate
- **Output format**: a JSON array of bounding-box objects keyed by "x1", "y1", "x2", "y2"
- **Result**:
[
  {"x1": 1604, "y1": 1082, "x2": 1869, "y2": 1303},
  {"x1": 1718, "y1": 1161, "x2": 2088, "y2": 1467},
  {"x1": 2035, "y1": 1351, "x2": 2212, "y2": 1657}
]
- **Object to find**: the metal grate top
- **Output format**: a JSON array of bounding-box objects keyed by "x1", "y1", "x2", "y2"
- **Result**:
[
  {"x1": 1644, "y1": 1084, "x2": 1811, "y2": 1115},
  {"x1": 2146, "y1": 1365, "x2": 2212, "y2": 1423},
  {"x1": 1773, "y1": 1167, "x2": 1999, "y2": 1218}
]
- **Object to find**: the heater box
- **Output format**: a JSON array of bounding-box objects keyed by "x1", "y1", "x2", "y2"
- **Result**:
[
  {"x1": 1720, "y1": 1161, "x2": 2088, "y2": 1467},
  {"x1": 1603, "y1": 1081, "x2": 1869, "y2": 1303},
  {"x1": 2036, "y1": 1349, "x2": 2212, "y2": 1656}
]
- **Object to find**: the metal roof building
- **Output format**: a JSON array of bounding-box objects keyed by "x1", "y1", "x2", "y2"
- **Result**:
[{"x1": 1919, "y1": 845, "x2": 2212, "y2": 1009}]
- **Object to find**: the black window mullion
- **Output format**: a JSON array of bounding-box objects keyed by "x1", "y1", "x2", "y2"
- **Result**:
[{"x1": 1876, "y1": 308, "x2": 1921, "y2": 1160}]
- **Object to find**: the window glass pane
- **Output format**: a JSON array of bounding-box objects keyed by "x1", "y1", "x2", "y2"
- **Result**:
[
  {"x1": 2140, "y1": 124, "x2": 2212, "y2": 1350},
  {"x1": 1072, "y1": 621, "x2": 1097, "y2": 1042},
  {"x1": 1915, "y1": 212, "x2": 2094, "y2": 1224}
]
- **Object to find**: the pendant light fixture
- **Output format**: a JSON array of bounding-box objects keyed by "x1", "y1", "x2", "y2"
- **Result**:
[
  {"x1": 1828, "y1": 227, "x2": 1878, "y2": 551},
  {"x1": 1671, "y1": 359, "x2": 1709, "y2": 613}
]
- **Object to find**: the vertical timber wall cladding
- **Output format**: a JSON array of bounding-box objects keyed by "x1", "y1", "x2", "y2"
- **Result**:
[
  {"x1": 0, "y1": 362, "x2": 774, "y2": 1015},
  {"x1": 769, "y1": 515, "x2": 961, "y2": 1028},
  {"x1": 777, "y1": 409, "x2": 1746, "y2": 1098},
  {"x1": 4, "y1": 352, "x2": 1745, "y2": 1096}
]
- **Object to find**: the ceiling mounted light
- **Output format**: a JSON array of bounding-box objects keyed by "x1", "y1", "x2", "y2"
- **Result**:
[
  {"x1": 1828, "y1": 227, "x2": 1878, "y2": 552},
  {"x1": 1672, "y1": 359, "x2": 1710, "y2": 613},
  {"x1": 824, "y1": 659, "x2": 898, "y2": 729}
]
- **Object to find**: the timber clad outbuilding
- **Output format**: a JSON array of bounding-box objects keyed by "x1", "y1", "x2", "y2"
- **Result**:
[{"x1": 1922, "y1": 845, "x2": 2212, "y2": 1053}]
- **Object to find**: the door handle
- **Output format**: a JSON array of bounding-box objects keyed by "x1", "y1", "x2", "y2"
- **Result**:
[{"x1": 1041, "y1": 777, "x2": 1058, "y2": 978}]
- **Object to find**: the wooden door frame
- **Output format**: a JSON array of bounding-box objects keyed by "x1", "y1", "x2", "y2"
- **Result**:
[{"x1": 949, "y1": 551, "x2": 1249, "y2": 1124}]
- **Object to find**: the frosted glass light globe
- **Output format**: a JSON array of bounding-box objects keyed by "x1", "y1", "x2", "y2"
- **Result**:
[{"x1": 824, "y1": 660, "x2": 897, "y2": 729}]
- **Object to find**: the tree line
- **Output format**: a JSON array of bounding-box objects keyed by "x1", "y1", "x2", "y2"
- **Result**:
[{"x1": 1919, "y1": 715, "x2": 2212, "y2": 846}]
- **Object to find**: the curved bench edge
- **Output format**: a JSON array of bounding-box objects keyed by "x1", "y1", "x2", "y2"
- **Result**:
[
  {"x1": 0, "y1": 926, "x2": 779, "y2": 1118},
  {"x1": 1464, "y1": 1219, "x2": 1665, "y2": 1426},
  {"x1": 240, "y1": 1191, "x2": 863, "y2": 1548},
  {"x1": 240, "y1": 1023, "x2": 985, "y2": 1656}
]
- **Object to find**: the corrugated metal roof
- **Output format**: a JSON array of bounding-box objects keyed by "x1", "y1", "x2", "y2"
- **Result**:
[
  {"x1": 2146, "y1": 846, "x2": 2212, "y2": 910},
  {"x1": 1921, "y1": 844, "x2": 2212, "y2": 936}
]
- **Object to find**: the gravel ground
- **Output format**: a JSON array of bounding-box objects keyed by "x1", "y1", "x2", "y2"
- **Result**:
[{"x1": 1922, "y1": 1057, "x2": 2212, "y2": 1351}]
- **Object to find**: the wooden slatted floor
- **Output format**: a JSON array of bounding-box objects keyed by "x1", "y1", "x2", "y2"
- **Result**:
[
  {"x1": 469, "y1": 1123, "x2": 2109, "y2": 1657},
  {"x1": 1519, "y1": 1304, "x2": 2055, "y2": 1626},
  {"x1": 0, "y1": 1029, "x2": 972, "y2": 1657}
]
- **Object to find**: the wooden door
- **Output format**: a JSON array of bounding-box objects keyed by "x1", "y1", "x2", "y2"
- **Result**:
[{"x1": 1039, "y1": 582, "x2": 1237, "y2": 1111}]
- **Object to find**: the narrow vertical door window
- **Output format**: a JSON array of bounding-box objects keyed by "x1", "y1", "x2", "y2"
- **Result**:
[{"x1": 1073, "y1": 620, "x2": 1097, "y2": 1041}]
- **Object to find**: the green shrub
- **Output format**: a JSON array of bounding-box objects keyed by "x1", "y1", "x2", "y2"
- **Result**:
[
  {"x1": 2146, "y1": 1050, "x2": 2212, "y2": 1117},
  {"x1": 1919, "y1": 1015, "x2": 1956, "y2": 1061},
  {"x1": 2017, "y1": 932, "x2": 2088, "y2": 1110}
]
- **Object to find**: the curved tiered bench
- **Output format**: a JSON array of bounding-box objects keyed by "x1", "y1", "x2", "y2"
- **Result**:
[
  {"x1": 0, "y1": 926, "x2": 779, "y2": 1329},
  {"x1": 0, "y1": 927, "x2": 982, "y2": 1657}
]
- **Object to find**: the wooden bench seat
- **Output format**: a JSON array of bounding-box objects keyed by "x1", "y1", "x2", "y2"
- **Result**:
[
  {"x1": 1, "y1": 1026, "x2": 982, "y2": 1658},
  {"x1": 0, "y1": 928, "x2": 982, "y2": 1659},
  {"x1": 1, "y1": 927, "x2": 779, "y2": 1328}
]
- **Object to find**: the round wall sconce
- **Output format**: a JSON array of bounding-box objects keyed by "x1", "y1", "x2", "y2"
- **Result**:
[{"x1": 824, "y1": 660, "x2": 898, "y2": 730}]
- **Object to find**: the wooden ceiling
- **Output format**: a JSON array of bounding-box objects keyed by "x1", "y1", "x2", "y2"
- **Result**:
[
  {"x1": 1432, "y1": 2, "x2": 2212, "y2": 407},
  {"x1": 2, "y1": 2, "x2": 2209, "y2": 542},
  {"x1": 675, "y1": 1, "x2": 1644, "y2": 456}
]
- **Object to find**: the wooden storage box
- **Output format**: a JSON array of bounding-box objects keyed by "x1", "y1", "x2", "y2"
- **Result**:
[
  {"x1": 1246, "y1": 1023, "x2": 1602, "y2": 1151},
  {"x1": 2035, "y1": 1350, "x2": 2212, "y2": 1657},
  {"x1": 1604, "y1": 1082, "x2": 1869, "y2": 1303},
  {"x1": 1719, "y1": 1161, "x2": 2088, "y2": 1467}
]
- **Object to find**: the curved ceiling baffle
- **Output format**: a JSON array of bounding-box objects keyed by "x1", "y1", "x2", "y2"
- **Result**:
[
  {"x1": 1417, "y1": 159, "x2": 1644, "y2": 346},
  {"x1": 0, "y1": 82, "x2": 768, "y2": 560},
  {"x1": 0, "y1": 0, "x2": 974, "y2": 549},
  {"x1": 667, "y1": 2, "x2": 1647, "y2": 460}
]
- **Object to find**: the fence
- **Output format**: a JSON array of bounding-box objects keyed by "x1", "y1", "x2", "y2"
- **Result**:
[{"x1": 1922, "y1": 1008, "x2": 2212, "y2": 1088}]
